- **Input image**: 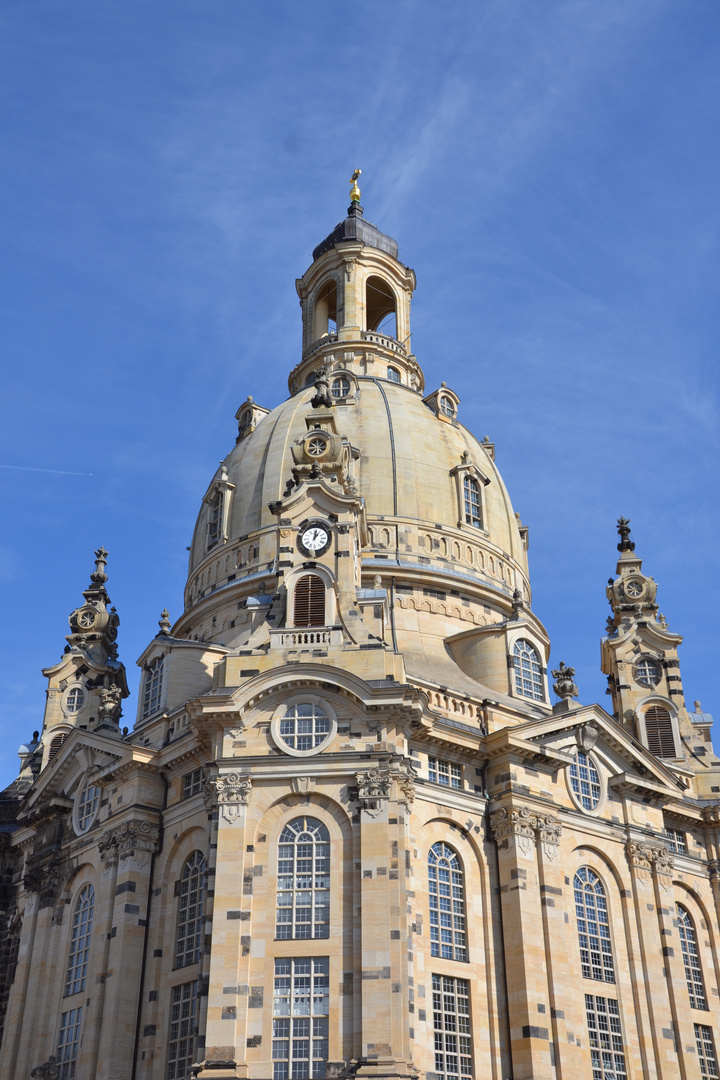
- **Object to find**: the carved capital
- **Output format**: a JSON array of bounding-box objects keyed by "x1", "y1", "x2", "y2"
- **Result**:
[
  {"x1": 650, "y1": 844, "x2": 674, "y2": 891},
  {"x1": 31, "y1": 1057, "x2": 59, "y2": 1080},
  {"x1": 355, "y1": 764, "x2": 391, "y2": 816},
  {"x1": 394, "y1": 761, "x2": 417, "y2": 808},
  {"x1": 490, "y1": 805, "x2": 537, "y2": 859},
  {"x1": 625, "y1": 839, "x2": 672, "y2": 888},
  {"x1": 24, "y1": 860, "x2": 62, "y2": 907},
  {"x1": 214, "y1": 772, "x2": 252, "y2": 822},
  {"x1": 536, "y1": 813, "x2": 562, "y2": 861},
  {"x1": 100, "y1": 817, "x2": 160, "y2": 868}
]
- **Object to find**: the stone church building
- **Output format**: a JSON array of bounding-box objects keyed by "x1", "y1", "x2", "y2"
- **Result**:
[{"x1": 1, "y1": 181, "x2": 719, "y2": 1080}]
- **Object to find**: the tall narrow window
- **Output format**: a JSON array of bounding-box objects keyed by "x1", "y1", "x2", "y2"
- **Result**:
[
  {"x1": 207, "y1": 492, "x2": 222, "y2": 549},
  {"x1": 175, "y1": 852, "x2": 205, "y2": 968},
  {"x1": 513, "y1": 640, "x2": 544, "y2": 701},
  {"x1": 276, "y1": 817, "x2": 330, "y2": 940},
  {"x1": 65, "y1": 885, "x2": 94, "y2": 996},
  {"x1": 142, "y1": 655, "x2": 164, "y2": 719},
  {"x1": 272, "y1": 957, "x2": 329, "y2": 1080},
  {"x1": 696, "y1": 1024, "x2": 719, "y2": 1078},
  {"x1": 167, "y1": 981, "x2": 198, "y2": 1080},
  {"x1": 644, "y1": 706, "x2": 676, "y2": 757},
  {"x1": 428, "y1": 842, "x2": 466, "y2": 961},
  {"x1": 574, "y1": 868, "x2": 615, "y2": 982},
  {"x1": 57, "y1": 1007, "x2": 83, "y2": 1080},
  {"x1": 432, "y1": 974, "x2": 472, "y2": 1080},
  {"x1": 48, "y1": 732, "x2": 69, "y2": 761},
  {"x1": 463, "y1": 476, "x2": 482, "y2": 528},
  {"x1": 585, "y1": 994, "x2": 627, "y2": 1079},
  {"x1": 293, "y1": 574, "x2": 326, "y2": 628},
  {"x1": 677, "y1": 905, "x2": 707, "y2": 1009}
]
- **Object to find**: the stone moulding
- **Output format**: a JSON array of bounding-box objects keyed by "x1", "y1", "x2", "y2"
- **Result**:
[
  {"x1": 354, "y1": 760, "x2": 416, "y2": 815},
  {"x1": 625, "y1": 839, "x2": 674, "y2": 889},
  {"x1": 99, "y1": 818, "x2": 161, "y2": 868}
]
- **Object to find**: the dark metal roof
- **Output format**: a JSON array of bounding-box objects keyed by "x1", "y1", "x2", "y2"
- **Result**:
[{"x1": 312, "y1": 204, "x2": 399, "y2": 261}]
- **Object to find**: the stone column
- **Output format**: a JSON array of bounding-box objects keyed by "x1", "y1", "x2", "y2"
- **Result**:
[
  {"x1": 0, "y1": 886, "x2": 39, "y2": 1078},
  {"x1": 355, "y1": 761, "x2": 418, "y2": 1080},
  {"x1": 196, "y1": 771, "x2": 252, "y2": 1080},
  {"x1": 624, "y1": 839, "x2": 681, "y2": 1079},
  {"x1": 95, "y1": 815, "x2": 160, "y2": 1080},
  {"x1": 490, "y1": 804, "x2": 553, "y2": 1080}
]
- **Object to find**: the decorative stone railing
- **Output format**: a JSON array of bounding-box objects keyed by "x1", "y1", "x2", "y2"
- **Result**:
[
  {"x1": 360, "y1": 330, "x2": 407, "y2": 355},
  {"x1": 270, "y1": 628, "x2": 343, "y2": 648}
]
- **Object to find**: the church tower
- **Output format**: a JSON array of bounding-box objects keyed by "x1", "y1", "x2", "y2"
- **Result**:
[{"x1": 1, "y1": 180, "x2": 719, "y2": 1080}]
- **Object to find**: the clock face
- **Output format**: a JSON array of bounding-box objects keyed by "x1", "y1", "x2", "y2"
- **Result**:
[{"x1": 301, "y1": 526, "x2": 329, "y2": 552}]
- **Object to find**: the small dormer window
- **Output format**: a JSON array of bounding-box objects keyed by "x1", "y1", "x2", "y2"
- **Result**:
[
  {"x1": 463, "y1": 476, "x2": 482, "y2": 528},
  {"x1": 387, "y1": 366, "x2": 401, "y2": 383},
  {"x1": 513, "y1": 639, "x2": 544, "y2": 701},
  {"x1": 331, "y1": 375, "x2": 350, "y2": 399},
  {"x1": 238, "y1": 410, "x2": 252, "y2": 437},
  {"x1": 142, "y1": 656, "x2": 164, "y2": 719},
  {"x1": 439, "y1": 395, "x2": 456, "y2": 417}
]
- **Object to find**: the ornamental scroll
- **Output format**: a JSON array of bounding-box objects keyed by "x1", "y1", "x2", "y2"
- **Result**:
[
  {"x1": 213, "y1": 772, "x2": 252, "y2": 822},
  {"x1": 625, "y1": 840, "x2": 674, "y2": 890}
]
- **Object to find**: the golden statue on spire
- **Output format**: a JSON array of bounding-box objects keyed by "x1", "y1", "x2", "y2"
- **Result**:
[{"x1": 349, "y1": 168, "x2": 362, "y2": 203}]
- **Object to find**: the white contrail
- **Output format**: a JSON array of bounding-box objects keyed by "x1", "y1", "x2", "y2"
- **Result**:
[{"x1": 0, "y1": 464, "x2": 92, "y2": 477}]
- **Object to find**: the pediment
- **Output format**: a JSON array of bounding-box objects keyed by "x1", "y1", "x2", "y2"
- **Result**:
[
  {"x1": 19, "y1": 729, "x2": 125, "y2": 819},
  {"x1": 497, "y1": 704, "x2": 683, "y2": 800}
]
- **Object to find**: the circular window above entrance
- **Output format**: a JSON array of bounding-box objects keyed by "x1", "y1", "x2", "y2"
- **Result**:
[{"x1": 271, "y1": 698, "x2": 337, "y2": 758}]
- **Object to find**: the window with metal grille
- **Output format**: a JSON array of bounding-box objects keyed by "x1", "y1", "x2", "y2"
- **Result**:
[
  {"x1": 56, "y1": 1007, "x2": 83, "y2": 1080},
  {"x1": 428, "y1": 758, "x2": 461, "y2": 789},
  {"x1": 293, "y1": 574, "x2": 326, "y2": 628},
  {"x1": 513, "y1": 640, "x2": 544, "y2": 701},
  {"x1": 279, "y1": 704, "x2": 330, "y2": 752},
  {"x1": 272, "y1": 957, "x2": 329, "y2": 1080},
  {"x1": 76, "y1": 783, "x2": 100, "y2": 833},
  {"x1": 175, "y1": 852, "x2": 205, "y2": 968},
  {"x1": 429, "y1": 842, "x2": 466, "y2": 962},
  {"x1": 65, "y1": 885, "x2": 94, "y2": 996},
  {"x1": 183, "y1": 768, "x2": 203, "y2": 800},
  {"x1": 663, "y1": 827, "x2": 686, "y2": 854},
  {"x1": 677, "y1": 905, "x2": 707, "y2": 1009},
  {"x1": 644, "y1": 705, "x2": 676, "y2": 757},
  {"x1": 569, "y1": 752, "x2": 602, "y2": 811},
  {"x1": 207, "y1": 491, "x2": 222, "y2": 549},
  {"x1": 585, "y1": 995, "x2": 627, "y2": 1079},
  {"x1": 142, "y1": 655, "x2": 164, "y2": 719},
  {"x1": 574, "y1": 868, "x2": 615, "y2": 982},
  {"x1": 463, "y1": 476, "x2": 482, "y2": 528},
  {"x1": 331, "y1": 375, "x2": 350, "y2": 398},
  {"x1": 432, "y1": 974, "x2": 472, "y2": 1080},
  {"x1": 276, "y1": 817, "x2": 330, "y2": 940},
  {"x1": 696, "y1": 1024, "x2": 719, "y2": 1078},
  {"x1": 166, "y1": 980, "x2": 198, "y2": 1080},
  {"x1": 634, "y1": 656, "x2": 661, "y2": 686}
]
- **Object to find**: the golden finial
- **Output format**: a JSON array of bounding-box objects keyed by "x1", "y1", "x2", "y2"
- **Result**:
[{"x1": 349, "y1": 168, "x2": 362, "y2": 203}]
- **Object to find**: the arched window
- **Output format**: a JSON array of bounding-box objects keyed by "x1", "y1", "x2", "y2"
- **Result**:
[
  {"x1": 276, "y1": 817, "x2": 330, "y2": 939},
  {"x1": 428, "y1": 842, "x2": 467, "y2": 961},
  {"x1": 331, "y1": 375, "x2": 350, "y2": 399},
  {"x1": 293, "y1": 574, "x2": 326, "y2": 627},
  {"x1": 366, "y1": 275, "x2": 396, "y2": 335},
  {"x1": 386, "y1": 366, "x2": 401, "y2": 383},
  {"x1": 574, "y1": 868, "x2": 615, "y2": 983},
  {"x1": 48, "y1": 732, "x2": 69, "y2": 762},
  {"x1": 644, "y1": 706, "x2": 676, "y2": 757},
  {"x1": 463, "y1": 476, "x2": 482, "y2": 528},
  {"x1": 313, "y1": 279, "x2": 337, "y2": 338},
  {"x1": 175, "y1": 852, "x2": 206, "y2": 968},
  {"x1": 677, "y1": 905, "x2": 707, "y2": 1010},
  {"x1": 142, "y1": 655, "x2": 164, "y2": 719},
  {"x1": 513, "y1": 640, "x2": 544, "y2": 701},
  {"x1": 207, "y1": 491, "x2": 222, "y2": 549},
  {"x1": 65, "y1": 885, "x2": 94, "y2": 996}
]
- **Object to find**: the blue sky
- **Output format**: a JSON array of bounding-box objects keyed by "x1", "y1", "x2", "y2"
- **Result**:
[{"x1": 1, "y1": 1, "x2": 718, "y2": 783}]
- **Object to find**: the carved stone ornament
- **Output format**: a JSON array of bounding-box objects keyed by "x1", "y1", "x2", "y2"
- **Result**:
[
  {"x1": 99, "y1": 819, "x2": 160, "y2": 868},
  {"x1": 31, "y1": 1056, "x2": 59, "y2": 1079},
  {"x1": 551, "y1": 662, "x2": 579, "y2": 702},
  {"x1": 625, "y1": 839, "x2": 674, "y2": 889},
  {"x1": 490, "y1": 805, "x2": 563, "y2": 861},
  {"x1": 24, "y1": 861, "x2": 63, "y2": 908},
  {"x1": 291, "y1": 776, "x2": 316, "y2": 795},
  {"x1": 355, "y1": 765, "x2": 391, "y2": 816},
  {"x1": 311, "y1": 356, "x2": 334, "y2": 409},
  {"x1": 395, "y1": 761, "x2": 417, "y2": 809},
  {"x1": 214, "y1": 773, "x2": 252, "y2": 822},
  {"x1": 651, "y1": 844, "x2": 674, "y2": 892},
  {"x1": 98, "y1": 682, "x2": 122, "y2": 721}
]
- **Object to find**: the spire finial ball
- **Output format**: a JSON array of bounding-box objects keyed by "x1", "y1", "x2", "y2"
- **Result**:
[{"x1": 349, "y1": 169, "x2": 362, "y2": 203}]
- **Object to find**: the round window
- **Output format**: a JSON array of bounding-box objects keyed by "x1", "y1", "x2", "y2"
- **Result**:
[
  {"x1": 331, "y1": 375, "x2": 350, "y2": 398},
  {"x1": 634, "y1": 657, "x2": 661, "y2": 687},
  {"x1": 74, "y1": 782, "x2": 100, "y2": 835},
  {"x1": 568, "y1": 750, "x2": 602, "y2": 812},
  {"x1": 271, "y1": 699, "x2": 337, "y2": 757},
  {"x1": 306, "y1": 436, "x2": 328, "y2": 457},
  {"x1": 64, "y1": 686, "x2": 86, "y2": 714}
]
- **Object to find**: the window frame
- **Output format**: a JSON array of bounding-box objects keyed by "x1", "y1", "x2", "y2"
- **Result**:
[
  {"x1": 511, "y1": 638, "x2": 545, "y2": 702},
  {"x1": 431, "y1": 973, "x2": 473, "y2": 1080},
  {"x1": 65, "y1": 884, "x2": 95, "y2": 997},
  {"x1": 272, "y1": 956, "x2": 330, "y2": 1080},
  {"x1": 275, "y1": 816, "x2": 331, "y2": 941},
  {"x1": 428, "y1": 758, "x2": 462, "y2": 789},
  {"x1": 428, "y1": 842, "x2": 467, "y2": 962},
  {"x1": 174, "y1": 851, "x2": 206, "y2": 970},
  {"x1": 638, "y1": 699, "x2": 679, "y2": 758},
  {"x1": 574, "y1": 867, "x2": 615, "y2": 983},
  {"x1": 166, "y1": 979, "x2": 199, "y2": 1080},
  {"x1": 677, "y1": 904, "x2": 708, "y2": 1010},
  {"x1": 568, "y1": 750, "x2": 604, "y2": 814},
  {"x1": 56, "y1": 1006, "x2": 83, "y2": 1080},
  {"x1": 695, "y1": 1023, "x2": 719, "y2": 1079},
  {"x1": 584, "y1": 993, "x2": 627, "y2": 1079},
  {"x1": 73, "y1": 781, "x2": 101, "y2": 835},
  {"x1": 270, "y1": 697, "x2": 337, "y2": 759},
  {"x1": 142, "y1": 654, "x2": 165, "y2": 720}
]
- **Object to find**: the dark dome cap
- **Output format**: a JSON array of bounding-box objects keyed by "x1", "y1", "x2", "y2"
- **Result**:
[{"x1": 312, "y1": 203, "x2": 399, "y2": 261}]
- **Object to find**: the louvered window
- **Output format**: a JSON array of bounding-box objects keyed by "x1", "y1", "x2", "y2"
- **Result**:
[
  {"x1": 644, "y1": 706, "x2": 676, "y2": 757},
  {"x1": 293, "y1": 574, "x2": 326, "y2": 627}
]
